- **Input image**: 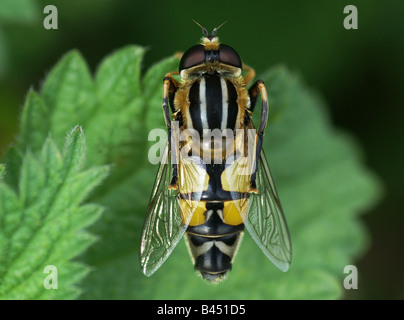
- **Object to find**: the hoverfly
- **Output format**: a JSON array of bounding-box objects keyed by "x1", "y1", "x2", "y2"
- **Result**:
[{"x1": 140, "y1": 22, "x2": 292, "y2": 283}]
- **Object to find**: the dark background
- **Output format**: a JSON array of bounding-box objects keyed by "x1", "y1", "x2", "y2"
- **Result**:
[{"x1": 0, "y1": 0, "x2": 402, "y2": 299}]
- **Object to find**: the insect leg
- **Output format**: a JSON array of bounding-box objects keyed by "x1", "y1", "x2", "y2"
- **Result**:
[
  {"x1": 242, "y1": 64, "x2": 256, "y2": 87},
  {"x1": 247, "y1": 80, "x2": 268, "y2": 193},
  {"x1": 163, "y1": 73, "x2": 180, "y2": 189},
  {"x1": 163, "y1": 73, "x2": 179, "y2": 113}
]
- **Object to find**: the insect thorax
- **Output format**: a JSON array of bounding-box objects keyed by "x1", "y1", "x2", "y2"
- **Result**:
[{"x1": 176, "y1": 71, "x2": 249, "y2": 131}]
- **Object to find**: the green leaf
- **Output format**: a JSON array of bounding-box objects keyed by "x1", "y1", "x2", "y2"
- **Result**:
[
  {"x1": 143, "y1": 55, "x2": 180, "y2": 133},
  {"x1": 0, "y1": 0, "x2": 38, "y2": 23},
  {"x1": 19, "y1": 90, "x2": 49, "y2": 154},
  {"x1": 40, "y1": 51, "x2": 95, "y2": 148},
  {"x1": 61, "y1": 126, "x2": 86, "y2": 177},
  {"x1": 86, "y1": 46, "x2": 147, "y2": 170},
  {"x1": 2, "y1": 146, "x2": 23, "y2": 191},
  {"x1": 0, "y1": 128, "x2": 109, "y2": 299},
  {"x1": 95, "y1": 45, "x2": 144, "y2": 105},
  {"x1": 0, "y1": 46, "x2": 153, "y2": 299},
  {"x1": 1, "y1": 45, "x2": 381, "y2": 299},
  {"x1": 0, "y1": 163, "x2": 5, "y2": 180}
]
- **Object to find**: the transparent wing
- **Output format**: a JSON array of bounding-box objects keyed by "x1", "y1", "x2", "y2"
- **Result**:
[
  {"x1": 139, "y1": 142, "x2": 184, "y2": 276},
  {"x1": 246, "y1": 150, "x2": 292, "y2": 272},
  {"x1": 139, "y1": 141, "x2": 207, "y2": 276}
]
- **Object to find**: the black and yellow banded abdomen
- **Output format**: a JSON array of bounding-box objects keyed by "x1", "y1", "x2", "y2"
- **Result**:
[
  {"x1": 185, "y1": 201, "x2": 244, "y2": 282},
  {"x1": 180, "y1": 160, "x2": 250, "y2": 282}
]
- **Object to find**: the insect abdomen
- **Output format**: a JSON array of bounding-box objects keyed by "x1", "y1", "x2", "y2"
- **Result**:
[{"x1": 185, "y1": 201, "x2": 244, "y2": 282}]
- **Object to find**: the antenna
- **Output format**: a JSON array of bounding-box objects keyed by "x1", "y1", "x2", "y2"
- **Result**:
[
  {"x1": 192, "y1": 20, "x2": 227, "y2": 39},
  {"x1": 192, "y1": 19, "x2": 209, "y2": 37},
  {"x1": 211, "y1": 21, "x2": 227, "y2": 37}
]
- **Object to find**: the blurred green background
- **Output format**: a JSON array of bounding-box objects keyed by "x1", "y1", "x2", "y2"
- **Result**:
[{"x1": 0, "y1": 0, "x2": 402, "y2": 299}]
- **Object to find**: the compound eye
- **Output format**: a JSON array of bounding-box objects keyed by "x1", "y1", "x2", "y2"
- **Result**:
[
  {"x1": 219, "y1": 44, "x2": 242, "y2": 68},
  {"x1": 179, "y1": 45, "x2": 205, "y2": 71}
]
